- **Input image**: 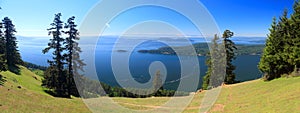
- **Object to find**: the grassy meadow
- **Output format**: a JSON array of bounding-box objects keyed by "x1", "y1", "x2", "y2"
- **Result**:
[{"x1": 1, "y1": 67, "x2": 300, "y2": 112}]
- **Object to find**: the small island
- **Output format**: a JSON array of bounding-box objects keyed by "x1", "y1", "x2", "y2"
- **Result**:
[{"x1": 116, "y1": 50, "x2": 128, "y2": 52}]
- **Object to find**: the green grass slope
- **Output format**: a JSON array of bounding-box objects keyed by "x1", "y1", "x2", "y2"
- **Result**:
[
  {"x1": 0, "y1": 66, "x2": 90, "y2": 113},
  {"x1": 111, "y1": 77, "x2": 300, "y2": 113},
  {"x1": 213, "y1": 77, "x2": 300, "y2": 113},
  {"x1": 1, "y1": 67, "x2": 300, "y2": 113}
]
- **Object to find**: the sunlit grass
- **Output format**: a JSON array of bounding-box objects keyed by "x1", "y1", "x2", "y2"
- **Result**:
[
  {"x1": 0, "y1": 66, "x2": 90, "y2": 113},
  {"x1": 1, "y1": 66, "x2": 300, "y2": 112}
]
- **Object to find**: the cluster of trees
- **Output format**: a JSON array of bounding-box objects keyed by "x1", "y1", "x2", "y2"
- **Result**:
[
  {"x1": 42, "y1": 13, "x2": 85, "y2": 98},
  {"x1": 40, "y1": 13, "x2": 188, "y2": 98},
  {"x1": 259, "y1": 1, "x2": 300, "y2": 80},
  {"x1": 0, "y1": 17, "x2": 22, "y2": 74},
  {"x1": 202, "y1": 30, "x2": 237, "y2": 90}
]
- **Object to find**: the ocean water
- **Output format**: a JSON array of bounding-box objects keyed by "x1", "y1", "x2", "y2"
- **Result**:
[{"x1": 19, "y1": 36, "x2": 264, "y2": 90}]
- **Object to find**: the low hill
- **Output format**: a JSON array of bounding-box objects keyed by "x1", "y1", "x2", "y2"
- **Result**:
[
  {"x1": 1, "y1": 67, "x2": 300, "y2": 112},
  {"x1": 0, "y1": 66, "x2": 90, "y2": 113}
]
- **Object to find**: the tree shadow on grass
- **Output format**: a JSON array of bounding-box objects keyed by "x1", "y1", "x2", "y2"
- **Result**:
[
  {"x1": 43, "y1": 89, "x2": 72, "y2": 99},
  {"x1": 0, "y1": 74, "x2": 6, "y2": 86},
  {"x1": 8, "y1": 65, "x2": 20, "y2": 75}
]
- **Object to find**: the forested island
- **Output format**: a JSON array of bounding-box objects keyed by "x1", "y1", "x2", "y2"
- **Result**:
[{"x1": 138, "y1": 43, "x2": 265, "y2": 56}]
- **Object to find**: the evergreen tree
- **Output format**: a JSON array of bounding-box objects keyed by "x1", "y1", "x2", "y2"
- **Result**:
[
  {"x1": 222, "y1": 30, "x2": 237, "y2": 84},
  {"x1": 0, "y1": 21, "x2": 6, "y2": 72},
  {"x1": 42, "y1": 13, "x2": 69, "y2": 98},
  {"x1": 202, "y1": 34, "x2": 223, "y2": 90},
  {"x1": 64, "y1": 16, "x2": 85, "y2": 97},
  {"x1": 290, "y1": 0, "x2": 300, "y2": 70},
  {"x1": 2, "y1": 17, "x2": 22, "y2": 73},
  {"x1": 259, "y1": 18, "x2": 281, "y2": 80},
  {"x1": 259, "y1": 1, "x2": 300, "y2": 80},
  {"x1": 153, "y1": 70, "x2": 163, "y2": 95},
  {"x1": 276, "y1": 10, "x2": 293, "y2": 76}
]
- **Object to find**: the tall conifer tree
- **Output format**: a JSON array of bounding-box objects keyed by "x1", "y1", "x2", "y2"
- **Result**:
[
  {"x1": 3, "y1": 17, "x2": 22, "y2": 73},
  {"x1": 0, "y1": 21, "x2": 6, "y2": 72},
  {"x1": 202, "y1": 34, "x2": 222, "y2": 89},
  {"x1": 222, "y1": 30, "x2": 237, "y2": 84},
  {"x1": 43, "y1": 13, "x2": 69, "y2": 97},
  {"x1": 64, "y1": 16, "x2": 85, "y2": 97}
]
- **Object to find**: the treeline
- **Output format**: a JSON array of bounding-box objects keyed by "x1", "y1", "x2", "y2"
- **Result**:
[
  {"x1": 76, "y1": 69, "x2": 189, "y2": 98},
  {"x1": 0, "y1": 17, "x2": 23, "y2": 74},
  {"x1": 78, "y1": 77, "x2": 189, "y2": 98},
  {"x1": 138, "y1": 43, "x2": 264, "y2": 56},
  {"x1": 23, "y1": 62, "x2": 47, "y2": 71},
  {"x1": 259, "y1": 1, "x2": 300, "y2": 80}
]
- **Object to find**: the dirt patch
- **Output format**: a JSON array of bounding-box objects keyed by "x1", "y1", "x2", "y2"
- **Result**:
[
  {"x1": 117, "y1": 102, "x2": 202, "y2": 110},
  {"x1": 211, "y1": 104, "x2": 225, "y2": 112}
]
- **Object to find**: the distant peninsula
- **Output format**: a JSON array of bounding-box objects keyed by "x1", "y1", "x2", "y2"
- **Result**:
[{"x1": 138, "y1": 43, "x2": 265, "y2": 56}]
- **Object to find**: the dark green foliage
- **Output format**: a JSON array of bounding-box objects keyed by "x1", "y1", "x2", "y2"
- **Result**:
[
  {"x1": 42, "y1": 14, "x2": 86, "y2": 98},
  {"x1": 42, "y1": 66, "x2": 59, "y2": 89},
  {"x1": 202, "y1": 35, "x2": 224, "y2": 90},
  {"x1": 202, "y1": 30, "x2": 237, "y2": 89},
  {"x1": 0, "y1": 74, "x2": 5, "y2": 86},
  {"x1": 222, "y1": 30, "x2": 237, "y2": 84},
  {"x1": 43, "y1": 13, "x2": 69, "y2": 98},
  {"x1": 64, "y1": 16, "x2": 85, "y2": 97},
  {"x1": 2, "y1": 17, "x2": 22, "y2": 74},
  {"x1": 23, "y1": 62, "x2": 47, "y2": 71},
  {"x1": 74, "y1": 75, "x2": 188, "y2": 98},
  {"x1": 259, "y1": 17, "x2": 283, "y2": 80},
  {"x1": 0, "y1": 24, "x2": 6, "y2": 72},
  {"x1": 259, "y1": 1, "x2": 300, "y2": 80}
]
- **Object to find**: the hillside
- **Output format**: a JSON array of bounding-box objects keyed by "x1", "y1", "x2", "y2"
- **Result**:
[
  {"x1": 1, "y1": 67, "x2": 300, "y2": 112},
  {"x1": 110, "y1": 77, "x2": 300, "y2": 113},
  {"x1": 0, "y1": 66, "x2": 90, "y2": 113}
]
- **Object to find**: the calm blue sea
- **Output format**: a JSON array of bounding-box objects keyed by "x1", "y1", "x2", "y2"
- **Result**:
[{"x1": 19, "y1": 36, "x2": 264, "y2": 90}]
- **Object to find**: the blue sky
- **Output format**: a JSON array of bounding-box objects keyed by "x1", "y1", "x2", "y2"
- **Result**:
[{"x1": 0, "y1": 0, "x2": 295, "y2": 37}]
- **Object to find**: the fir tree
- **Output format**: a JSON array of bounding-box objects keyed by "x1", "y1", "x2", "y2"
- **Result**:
[
  {"x1": 64, "y1": 16, "x2": 85, "y2": 97},
  {"x1": 2, "y1": 17, "x2": 22, "y2": 73},
  {"x1": 202, "y1": 34, "x2": 223, "y2": 89},
  {"x1": 259, "y1": 17, "x2": 281, "y2": 80},
  {"x1": 222, "y1": 30, "x2": 237, "y2": 84},
  {"x1": 290, "y1": 0, "x2": 300, "y2": 70},
  {"x1": 259, "y1": 1, "x2": 300, "y2": 80},
  {"x1": 43, "y1": 13, "x2": 69, "y2": 97},
  {"x1": 0, "y1": 21, "x2": 6, "y2": 72}
]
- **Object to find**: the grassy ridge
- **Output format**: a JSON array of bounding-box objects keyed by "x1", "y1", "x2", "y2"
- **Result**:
[
  {"x1": 1, "y1": 67, "x2": 300, "y2": 112},
  {"x1": 0, "y1": 66, "x2": 90, "y2": 113}
]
